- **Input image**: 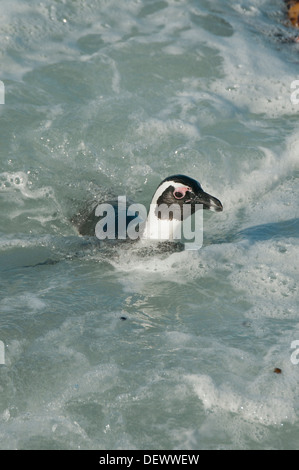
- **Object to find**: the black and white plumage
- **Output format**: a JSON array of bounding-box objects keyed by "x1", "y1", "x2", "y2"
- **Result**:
[
  {"x1": 142, "y1": 174, "x2": 223, "y2": 241},
  {"x1": 72, "y1": 174, "x2": 223, "y2": 244}
]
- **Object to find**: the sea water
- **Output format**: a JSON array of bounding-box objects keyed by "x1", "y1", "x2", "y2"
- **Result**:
[{"x1": 0, "y1": 0, "x2": 298, "y2": 450}]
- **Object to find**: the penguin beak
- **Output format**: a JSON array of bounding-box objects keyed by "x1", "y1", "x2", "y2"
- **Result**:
[{"x1": 192, "y1": 189, "x2": 223, "y2": 212}]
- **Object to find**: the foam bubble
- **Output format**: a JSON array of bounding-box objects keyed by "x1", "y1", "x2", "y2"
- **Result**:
[
  {"x1": 202, "y1": 5, "x2": 299, "y2": 118},
  {"x1": 1, "y1": 293, "x2": 47, "y2": 314},
  {"x1": 136, "y1": 118, "x2": 200, "y2": 141},
  {"x1": 0, "y1": 171, "x2": 56, "y2": 201},
  {"x1": 186, "y1": 373, "x2": 297, "y2": 426}
]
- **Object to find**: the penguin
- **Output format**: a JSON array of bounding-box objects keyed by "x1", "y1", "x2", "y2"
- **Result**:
[{"x1": 72, "y1": 174, "x2": 223, "y2": 247}]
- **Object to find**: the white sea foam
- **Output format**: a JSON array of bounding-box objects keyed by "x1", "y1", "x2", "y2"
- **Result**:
[
  {"x1": 0, "y1": 171, "x2": 56, "y2": 202},
  {"x1": 186, "y1": 372, "x2": 297, "y2": 426}
]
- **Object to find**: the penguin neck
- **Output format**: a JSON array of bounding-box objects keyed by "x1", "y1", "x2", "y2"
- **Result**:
[{"x1": 141, "y1": 204, "x2": 183, "y2": 241}]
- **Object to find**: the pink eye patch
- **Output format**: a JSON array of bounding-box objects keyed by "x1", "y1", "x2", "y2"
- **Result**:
[{"x1": 173, "y1": 186, "x2": 191, "y2": 200}]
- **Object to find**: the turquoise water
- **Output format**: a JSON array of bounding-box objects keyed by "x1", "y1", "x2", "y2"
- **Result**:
[{"x1": 0, "y1": 0, "x2": 299, "y2": 450}]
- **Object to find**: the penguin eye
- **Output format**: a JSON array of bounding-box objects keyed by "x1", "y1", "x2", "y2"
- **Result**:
[
  {"x1": 173, "y1": 187, "x2": 189, "y2": 199},
  {"x1": 174, "y1": 190, "x2": 184, "y2": 199}
]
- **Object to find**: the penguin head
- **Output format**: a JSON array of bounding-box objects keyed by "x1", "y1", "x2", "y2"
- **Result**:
[{"x1": 150, "y1": 174, "x2": 223, "y2": 221}]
